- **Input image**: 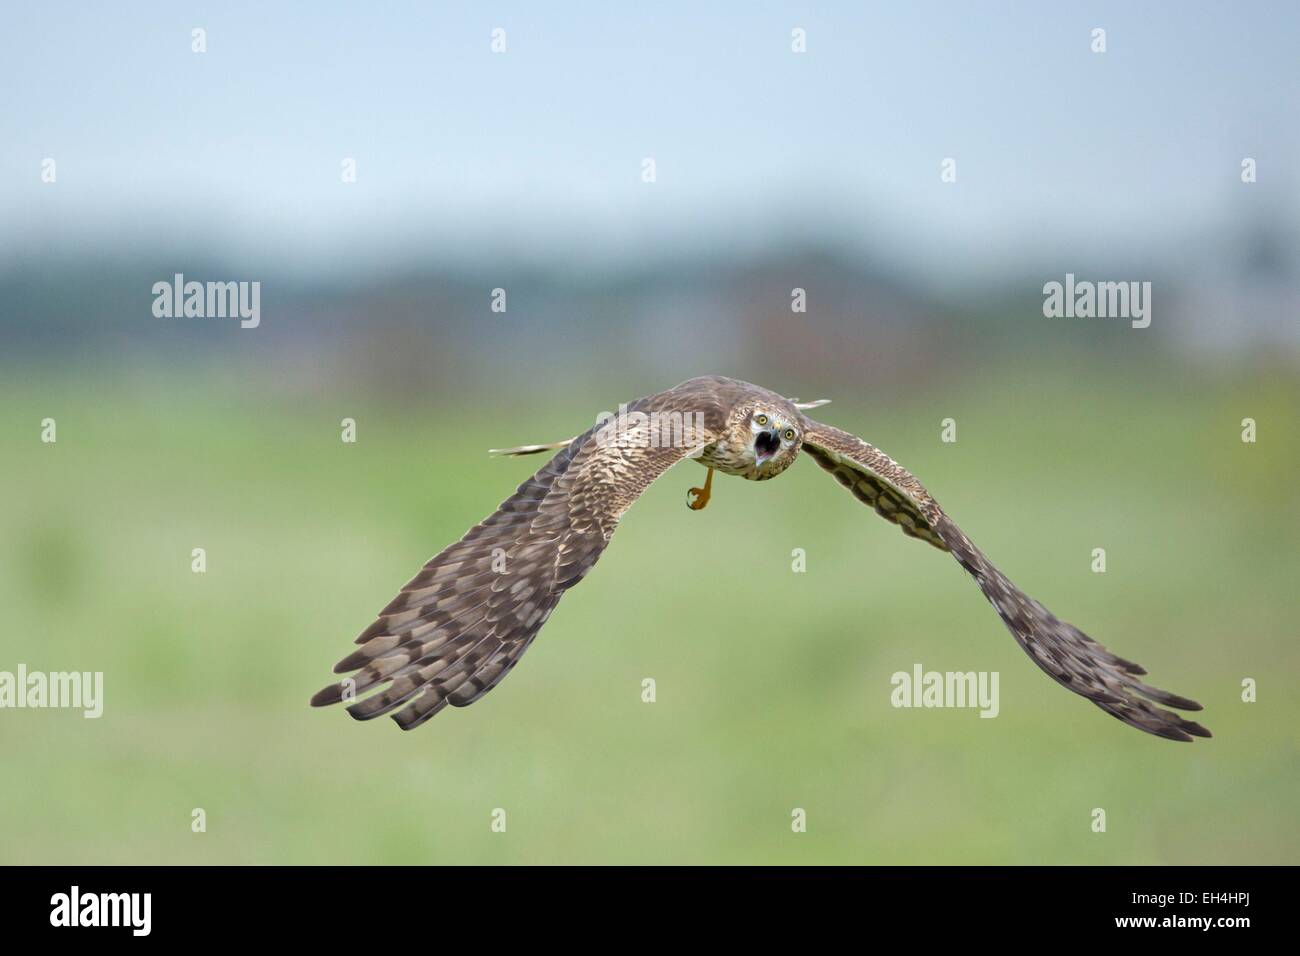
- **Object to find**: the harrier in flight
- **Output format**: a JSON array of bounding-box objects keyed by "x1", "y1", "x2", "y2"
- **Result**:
[{"x1": 312, "y1": 376, "x2": 1210, "y2": 741}]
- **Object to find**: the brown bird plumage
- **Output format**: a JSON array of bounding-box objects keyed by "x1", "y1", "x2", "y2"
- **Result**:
[{"x1": 311, "y1": 375, "x2": 1210, "y2": 741}]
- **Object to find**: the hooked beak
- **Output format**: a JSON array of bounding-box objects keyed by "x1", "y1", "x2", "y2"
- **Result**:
[{"x1": 753, "y1": 428, "x2": 781, "y2": 464}]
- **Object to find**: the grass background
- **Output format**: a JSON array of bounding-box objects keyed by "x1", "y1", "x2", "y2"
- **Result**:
[{"x1": 1, "y1": 359, "x2": 1296, "y2": 864}]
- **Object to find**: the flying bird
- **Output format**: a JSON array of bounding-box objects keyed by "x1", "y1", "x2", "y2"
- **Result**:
[{"x1": 311, "y1": 376, "x2": 1210, "y2": 741}]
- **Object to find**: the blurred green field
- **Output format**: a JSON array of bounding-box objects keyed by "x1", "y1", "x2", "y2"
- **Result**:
[{"x1": 2, "y1": 361, "x2": 1297, "y2": 865}]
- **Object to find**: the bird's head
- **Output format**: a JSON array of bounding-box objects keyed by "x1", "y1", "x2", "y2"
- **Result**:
[{"x1": 730, "y1": 404, "x2": 802, "y2": 477}]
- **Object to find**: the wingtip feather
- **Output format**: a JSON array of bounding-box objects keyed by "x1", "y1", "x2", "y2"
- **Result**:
[{"x1": 310, "y1": 684, "x2": 342, "y2": 707}]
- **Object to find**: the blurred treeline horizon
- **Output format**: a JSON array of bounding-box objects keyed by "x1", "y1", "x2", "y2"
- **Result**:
[{"x1": 3, "y1": 203, "x2": 1297, "y2": 403}]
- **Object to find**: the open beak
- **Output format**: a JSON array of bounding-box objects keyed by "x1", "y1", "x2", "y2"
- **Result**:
[{"x1": 753, "y1": 428, "x2": 781, "y2": 464}]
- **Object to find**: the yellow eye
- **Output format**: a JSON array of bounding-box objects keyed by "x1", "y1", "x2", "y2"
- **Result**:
[
  {"x1": 784, "y1": 429, "x2": 795, "y2": 441},
  {"x1": 755, "y1": 414, "x2": 768, "y2": 426}
]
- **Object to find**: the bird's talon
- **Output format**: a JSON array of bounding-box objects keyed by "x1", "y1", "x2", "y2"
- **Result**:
[{"x1": 686, "y1": 467, "x2": 714, "y2": 510}]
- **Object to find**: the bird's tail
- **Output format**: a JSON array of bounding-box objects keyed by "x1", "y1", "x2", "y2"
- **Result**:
[{"x1": 488, "y1": 437, "x2": 576, "y2": 457}]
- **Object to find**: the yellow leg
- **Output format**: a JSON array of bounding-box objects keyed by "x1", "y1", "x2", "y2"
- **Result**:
[{"x1": 686, "y1": 467, "x2": 714, "y2": 511}]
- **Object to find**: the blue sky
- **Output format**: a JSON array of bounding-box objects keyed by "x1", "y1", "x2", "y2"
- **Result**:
[{"x1": 3, "y1": 1, "x2": 1297, "y2": 276}]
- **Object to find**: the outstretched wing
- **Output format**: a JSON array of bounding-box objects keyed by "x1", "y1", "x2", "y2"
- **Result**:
[
  {"x1": 800, "y1": 420, "x2": 1211, "y2": 742},
  {"x1": 312, "y1": 398, "x2": 715, "y2": 731}
]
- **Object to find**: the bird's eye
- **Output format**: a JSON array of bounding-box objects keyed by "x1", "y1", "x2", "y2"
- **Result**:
[
  {"x1": 755, "y1": 414, "x2": 768, "y2": 426},
  {"x1": 783, "y1": 429, "x2": 795, "y2": 441}
]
